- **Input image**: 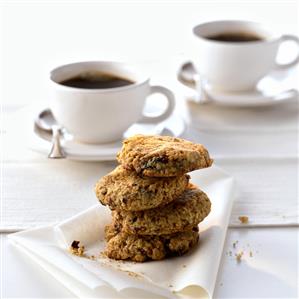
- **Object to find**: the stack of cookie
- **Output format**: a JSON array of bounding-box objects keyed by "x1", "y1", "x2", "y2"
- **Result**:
[{"x1": 95, "y1": 135, "x2": 213, "y2": 262}]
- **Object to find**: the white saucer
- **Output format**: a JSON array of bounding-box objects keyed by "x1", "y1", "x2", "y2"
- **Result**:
[
  {"x1": 203, "y1": 79, "x2": 298, "y2": 107},
  {"x1": 15, "y1": 106, "x2": 186, "y2": 161},
  {"x1": 178, "y1": 62, "x2": 299, "y2": 107}
]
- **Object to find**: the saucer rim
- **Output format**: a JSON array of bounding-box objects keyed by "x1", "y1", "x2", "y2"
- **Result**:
[
  {"x1": 178, "y1": 62, "x2": 297, "y2": 107},
  {"x1": 26, "y1": 107, "x2": 186, "y2": 161}
]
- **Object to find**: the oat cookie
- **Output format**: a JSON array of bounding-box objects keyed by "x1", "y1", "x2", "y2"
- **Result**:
[
  {"x1": 105, "y1": 224, "x2": 199, "y2": 262},
  {"x1": 112, "y1": 187, "x2": 211, "y2": 235},
  {"x1": 95, "y1": 166, "x2": 189, "y2": 211},
  {"x1": 105, "y1": 220, "x2": 123, "y2": 241},
  {"x1": 117, "y1": 135, "x2": 213, "y2": 177}
]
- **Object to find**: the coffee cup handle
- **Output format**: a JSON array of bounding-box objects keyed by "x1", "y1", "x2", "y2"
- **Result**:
[
  {"x1": 275, "y1": 34, "x2": 299, "y2": 70},
  {"x1": 139, "y1": 85, "x2": 175, "y2": 124}
]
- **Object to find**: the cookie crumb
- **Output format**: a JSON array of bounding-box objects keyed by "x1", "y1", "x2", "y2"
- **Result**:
[
  {"x1": 250, "y1": 251, "x2": 253, "y2": 257},
  {"x1": 233, "y1": 241, "x2": 238, "y2": 248},
  {"x1": 169, "y1": 284, "x2": 173, "y2": 288},
  {"x1": 124, "y1": 270, "x2": 143, "y2": 279},
  {"x1": 86, "y1": 255, "x2": 97, "y2": 260},
  {"x1": 235, "y1": 251, "x2": 243, "y2": 262},
  {"x1": 238, "y1": 216, "x2": 249, "y2": 224},
  {"x1": 69, "y1": 240, "x2": 85, "y2": 257},
  {"x1": 182, "y1": 264, "x2": 187, "y2": 268},
  {"x1": 70, "y1": 240, "x2": 80, "y2": 249}
]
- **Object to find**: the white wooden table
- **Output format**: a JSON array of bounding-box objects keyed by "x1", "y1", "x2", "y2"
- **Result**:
[{"x1": 2, "y1": 1, "x2": 298, "y2": 298}]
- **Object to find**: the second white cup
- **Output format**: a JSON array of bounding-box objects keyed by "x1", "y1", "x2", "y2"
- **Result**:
[{"x1": 193, "y1": 20, "x2": 299, "y2": 91}]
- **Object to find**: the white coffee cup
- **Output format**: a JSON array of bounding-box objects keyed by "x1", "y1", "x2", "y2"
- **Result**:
[
  {"x1": 49, "y1": 61, "x2": 175, "y2": 144},
  {"x1": 193, "y1": 20, "x2": 299, "y2": 91}
]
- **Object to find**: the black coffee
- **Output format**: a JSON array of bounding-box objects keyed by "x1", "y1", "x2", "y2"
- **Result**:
[
  {"x1": 205, "y1": 31, "x2": 263, "y2": 42},
  {"x1": 60, "y1": 72, "x2": 134, "y2": 89}
]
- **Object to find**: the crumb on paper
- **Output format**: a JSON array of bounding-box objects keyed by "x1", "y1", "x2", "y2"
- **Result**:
[
  {"x1": 69, "y1": 240, "x2": 85, "y2": 257},
  {"x1": 70, "y1": 240, "x2": 80, "y2": 249},
  {"x1": 250, "y1": 251, "x2": 253, "y2": 257},
  {"x1": 238, "y1": 216, "x2": 249, "y2": 224},
  {"x1": 233, "y1": 241, "x2": 238, "y2": 248},
  {"x1": 124, "y1": 270, "x2": 143, "y2": 279},
  {"x1": 182, "y1": 264, "x2": 187, "y2": 268},
  {"x1": 235, "y1": 251, "x2": 243, "y2": 262},
  {"x1": 169, "y1": 284, "x2": 173, "y2": 288}
]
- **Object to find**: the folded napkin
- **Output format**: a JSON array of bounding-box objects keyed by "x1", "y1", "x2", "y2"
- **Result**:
[{"x1": 9, "y1": 166, "x2": 234, "y2": 299}]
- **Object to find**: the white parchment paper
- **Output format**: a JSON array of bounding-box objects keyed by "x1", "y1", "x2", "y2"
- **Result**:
[{"x1": 10, "y1": 166, "x2": 234, "y2": 299}]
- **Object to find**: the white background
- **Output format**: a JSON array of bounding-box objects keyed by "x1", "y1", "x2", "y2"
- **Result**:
[
  {"x1": 1, "y1": 1, "x2": 299, "y2": 298},
  {"x1": 1, "y1": 0, "x2": 298, "y2": 106}
]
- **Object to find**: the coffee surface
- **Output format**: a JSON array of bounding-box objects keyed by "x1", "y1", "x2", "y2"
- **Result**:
[
  {"x1": 206, "y1": 31, "x2": 263, "y2": 42},
  {"x1": 60, "y1": 72, "x2": 134, "y2": 89}
]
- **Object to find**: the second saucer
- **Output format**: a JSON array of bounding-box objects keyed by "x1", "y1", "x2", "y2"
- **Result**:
[{"x1": 178, "y1": 61, "x2": 298, "y2": 107}]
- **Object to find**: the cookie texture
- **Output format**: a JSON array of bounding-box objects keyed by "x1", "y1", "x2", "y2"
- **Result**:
[
  {"x1": 112, "y1": 187, "x2": 211, "y2": 235},
  {"x1": 104, "y1": 224, "x2": 199, "y2": 262},
  {"x1": 95, "y1": 166, "x2": 189, "y2": 211},
  {"x1": 117, "y1": 135, "x2": 213, "y2": 177}
]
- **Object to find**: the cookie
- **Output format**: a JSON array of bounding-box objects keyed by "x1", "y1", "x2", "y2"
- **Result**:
[
  {"x1": 105, "y1": 220, "x2": 123, "y2": 241},
  {"x1": 117, "y1": 135, "x2": 213, "y2": 177},
  {"x1": 112, "y1": 186, "x2": 211, "y2": 235},
  {"x1": 104, "y1": 224, "x2": 199, "y2": 262},
  {"x1": 95, "y1": 166, "x2": 190, "y2": 211}
]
